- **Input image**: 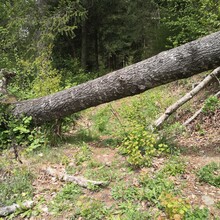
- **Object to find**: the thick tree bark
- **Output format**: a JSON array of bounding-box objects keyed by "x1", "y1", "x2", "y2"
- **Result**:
[{"x1": 11, "y1": 31, "x2": 220, "y2": 124}]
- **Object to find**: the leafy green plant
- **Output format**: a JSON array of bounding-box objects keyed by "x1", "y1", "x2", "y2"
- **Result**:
[
  {"x1": 159, "y1": 192, "x2": 190, "y2": 220},
  {"x1": 139, "y1": 173, "x2": 175, "y2": 205},
  {"x1": 161, "y1": 156, "x2": 186, "y2": 176},
  {"x1": 115, "y1": 202, "x2": 152, "y2": 220},
  {"x1": 111, "y1": 183, "x2": 140, "y2": 201},
  {"x1": 50, "y1": 183, "x2": 82, "y2": 214},
  {"x1": 202, "y1": 96, "x2": 219, "y2": 114},
  {"x1": 72, "y1": 196, "x2": 110, "y2": 220},
  {"x1": 119, "y1": 126, "x2": 170, "y2": 167},
  {"x1": 112, "y1": 171, "x2": 175, "y2": 206},
  {"x1": 25, "y1": 127, "x2": 48, "y2": 153},
  {"x1": 0, "y1": 104, "x2": 48, "y2": 152},
  {"x1": 184, "y1": 207, "x2": 209, "y2": 220},
  {"x1": 196, "y1": 162, "x2": 220, "y2": 187}
]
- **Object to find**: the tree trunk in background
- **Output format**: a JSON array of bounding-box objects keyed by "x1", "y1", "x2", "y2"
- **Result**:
[
  {"x1": 11, "y1": 31, "x2": 220, "y2": 124},
  {"x1": 81, "y1": 19, "x2": 87, "y2": 70},
  {"x1": 94, "y1": 29, "x2": 99, "y2": 70}
]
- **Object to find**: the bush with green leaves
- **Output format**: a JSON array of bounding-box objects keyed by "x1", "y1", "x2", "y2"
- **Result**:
[
  {"x1": 159, "y1": 192, "x2": 190, "y2": 219},
  {"x1": 202, "y1": 96, "x2": 219, "y2": 114},
  {"x1": 196, "y1": 162, "x2": 220, "y2": 187},
  {"x1": 119, "y1": 126, "x2": 171, "y2": 167},
  {"x1": 184, "y1": 207, "x2": 209, "y2": 220},
  {"x1": 161, "y1": 156, "x2": 186, "y2": 176},
  {"x1": 0, "y1": 105, "x2": 48, "y2": 151},
  {"x1": 139, "y1": 173, "x2": 175, "y2": 205}
]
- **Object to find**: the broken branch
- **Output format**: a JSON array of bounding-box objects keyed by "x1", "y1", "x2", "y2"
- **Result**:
[
  {"x1": 154, "y1": 67, "x2": 220, "y2": 128},
  {"x1": 45, "y1": 167, "x2": 108, "y2": 188},
  {"x1": 0, "y1": 201, "x2": 34, "y2": 217},
  {"x1": 183, "y1": 91, "x2": 220, "y2": 126}
]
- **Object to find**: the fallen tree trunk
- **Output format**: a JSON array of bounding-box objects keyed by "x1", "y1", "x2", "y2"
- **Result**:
[
  {"x1": 45, "y1": 167, "x2": 107, "y2": 188},
  {"x1": 11, "y1": 31, "x2": 220, "y2": 124},
  {"x1": 0, "y1": 201, "x2": 34, "y2": 217},
  {"x1": 183, "y1": 91, "x2": 220, "y2": 126},
  {"x1": 154, "y1": 67, "x2": 220, "y2": 127}
]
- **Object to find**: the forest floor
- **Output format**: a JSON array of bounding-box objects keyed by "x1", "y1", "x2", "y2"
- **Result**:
[{"x1": 0, "y1": 74, "x2": 219, "y2": 220}]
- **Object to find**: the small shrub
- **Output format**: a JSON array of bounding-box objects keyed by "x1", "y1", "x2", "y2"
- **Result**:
[
  {"x1": 202, "y1": 96, "x2": 219, "y2": 114},
  {"x1": 161, "y1": 157, "x2": 186, "y2": 176},
  {"x1": 119, "y1": 126, "x2": 170, "y2": 167},
  {"x1": 139, "y1": 173, "x2": 175, "y2": 205},
  {"x1": 0, "y1": 106, "x2": 48, "y2": 152},
  {"x1": 159, "y1": 192, "x2": 190, "y2": 220},
  {"x1": 184, "y1": 207, "x2": 209, "y2": 220},
  {"x1": 196, "y1": 162, "x2": 220, "y2": 187}
]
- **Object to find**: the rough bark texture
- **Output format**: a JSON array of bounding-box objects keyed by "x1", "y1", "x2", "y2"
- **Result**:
[
  {"x1": 154, "y1": 67, "x2": 220, "y2": 128},
  {"x1": 12, "y1": 31, "x2": 220, "y2": 124}
]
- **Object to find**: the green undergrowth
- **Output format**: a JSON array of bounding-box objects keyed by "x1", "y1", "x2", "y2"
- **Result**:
[
  {"x1": 0, "y1": 159, "x2": 34, "y2": 206},
  {"x1": 119, "y1": 125, "x2": 175, "y2": 167},
  {"x1": 161, "y1": 156, "x2": 186, "y2": 177},
  {"x1": 1, "y1": 79, "x2": 219, "y2": 219},
  {"x1": 85, "y1": 86, "x2": 182, "y2": 139},
  {"x1": 49, "y1": 183, "x2": 83, "y2": 215},
  {"x1": 197, "y1": 162, "x2": 220, "y2": 188}
]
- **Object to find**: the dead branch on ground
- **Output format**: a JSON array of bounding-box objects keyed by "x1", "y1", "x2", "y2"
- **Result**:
[
  {"x1": 183, "y1": 91, "x2": 220, "y2": 126},
  {"x1": 154, "y1": 67, "x2": 220, "y2": 128},
  {"x1": 0, "y1": 201, "x2": 34, "y2": 217}
]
